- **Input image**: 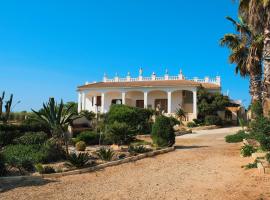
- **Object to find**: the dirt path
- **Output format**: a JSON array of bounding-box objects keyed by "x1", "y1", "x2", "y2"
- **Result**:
[{"x1": 2, "y1": 127, "x2": 270, "y2": 200}]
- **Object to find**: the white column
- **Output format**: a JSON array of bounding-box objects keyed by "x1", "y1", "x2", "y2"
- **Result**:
[
  {"x1": 78, "y1": 92, "x2": 82, "y2": 113},
  {"x1": 193, "y1": 90, "x2": 197, "y2": 119},
  {"x1": 122, "y1": 92, "x2": 126, "y2": 105},
  {"x1": 81, "y1": 92, "x2": 86, "y2": 111},
  {"x1": 167, "y1": 91, "x2": 172, "y2": 114},
  {"x1": 144, "y1": 92, "x2": 148, "y2": 109},
  {"x1": 101, "y1": 93, "x2": 105, "y2": 113}
]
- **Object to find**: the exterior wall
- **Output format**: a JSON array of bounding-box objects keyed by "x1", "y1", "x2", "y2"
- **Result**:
[
  {"x1": 104, "y1": 92, "x2": 121, "y2": 113},
  {"x1": 171, "y1": 90, "x2": 183, "y2": 113},
  {"x1": 125, "y1": 91, "x2": 144, "y2": 107},
  {"x1": 148, "y1": 91, "x2": 167, "y2": 109}
]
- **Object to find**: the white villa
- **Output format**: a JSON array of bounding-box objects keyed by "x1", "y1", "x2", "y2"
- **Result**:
[{"x1": 77, "y1": 69, "x2": 221, "y2": 121}]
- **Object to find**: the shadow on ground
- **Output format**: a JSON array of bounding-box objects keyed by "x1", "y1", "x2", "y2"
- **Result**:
[
  {"x1": 0, "y1": 178, "x2": 58, "y2": 193},
  {"x1": 174, "y1": 145, "x2": 209, "y2": 150}
]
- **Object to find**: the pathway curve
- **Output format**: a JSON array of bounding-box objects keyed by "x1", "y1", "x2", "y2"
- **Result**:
[{"x1": 1, "y1": 127, "x2": 270, "y2": 200}]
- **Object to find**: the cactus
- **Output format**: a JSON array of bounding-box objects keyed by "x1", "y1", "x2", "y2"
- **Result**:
[
  {"x1": 3, "y1": 94, "x2": 13, "y2": 123},
  {"x1": 0, "y1": 91, "x2": 5, "y2": 119}
]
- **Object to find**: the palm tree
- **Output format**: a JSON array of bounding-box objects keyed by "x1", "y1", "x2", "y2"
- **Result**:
[
  {"x1": 238, "y1": 0, "x2": 270, "y2": 115},
  {"x1": 32, "y1": 98, "x2": 78, "y2": 155},
  {"x1": 220, "y1": 17, "x2": 263, "y2": 104}
]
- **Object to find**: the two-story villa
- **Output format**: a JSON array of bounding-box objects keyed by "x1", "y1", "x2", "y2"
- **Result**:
[{"x1": 77, "y1": 68, "x2": 221, "y2": 121}]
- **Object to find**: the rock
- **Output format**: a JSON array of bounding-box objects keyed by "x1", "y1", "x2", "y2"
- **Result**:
[{"x1": 110, "y1": 144, "x2": 121, "y2": 151}]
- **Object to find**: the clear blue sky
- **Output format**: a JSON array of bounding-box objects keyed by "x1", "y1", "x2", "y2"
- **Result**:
[{"x1": 0, "y1": 0, "x2": 249, "y2": 111}]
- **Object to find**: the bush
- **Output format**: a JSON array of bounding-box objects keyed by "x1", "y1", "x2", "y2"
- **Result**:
[
  {"x1": 107, "y1": 105, "x2": 153, "y2": 134},
  {"x1": 0, "y1": 153, "x2": 7, "y2": 176},
  {"x1": 204, "y1": 115, "x2": 222, "y2": 126},
  {"x1": 187, "y1": 122, "x2": 197, "y2": 128},
  {"x1": 40, "y1": 140, "x2": 66, "y2": 163},
  {"x1": 2, "y1": 145, "x2": 41, "y2": 173},
  {"x1": 68, "y1": 153, "x2": 89, "y2": 168},
  {"x1": 249, "y1": 116, "x2": 270, "y2": 137},
  {"x1": 76, "y1": 141, "x2": 86, "y2": 151},
  {"x1": 14, "y1": 132, "x2": 48, "y2": 145},
  {"x1": 35, "y1": 163, "x2": 55, "y2": 174},
  {"x1": 106, "y1": 122, "x2": 136, "y2": 145},
  {"x1": 96, "y1": 147, "x2": 114, "y2": 161},
  {"x1": 257, "y1": 135, "x2": 270, "y2": 151},
  {"x1": 128, "y1": 145, "x2": 151, "y2": 155},
  {"x1": 251, "y1": 101, "x2": 263, "y2": 118},
  {"x1": 266, "y1": 153, "x2": 270, "y2": 163},
  {"x1": 240, "y1": 145, "x2": 256, "y2": 157},
  {"x1": 225, "y1": 130, "x2": 249, "y2": 143},
  {"x1": 0, "y1": 130, "x2": 22, "y2": 147},
  {"x1": 151, "y1": 115, "x2": 175, "y2": 147},
  {"x1": 75, "y1": 131, "x2": 100, "y2": 145}
]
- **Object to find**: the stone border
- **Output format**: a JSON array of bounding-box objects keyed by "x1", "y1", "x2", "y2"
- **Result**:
[
  {"x1": 0, "y1": 147, "x2": 175, "y2": 182},
  {"x1": 257, "y1": 160, "x2": 270, "y2": 174}
]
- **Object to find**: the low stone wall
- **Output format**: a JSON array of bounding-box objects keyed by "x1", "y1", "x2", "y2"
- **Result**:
[{"x1": 0, "y1": 146, "x2": 175, "y2": 186}]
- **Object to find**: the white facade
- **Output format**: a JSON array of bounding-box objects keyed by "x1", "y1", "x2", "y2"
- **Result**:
[{"x1": 77, "y1": 69, "x2": 221, "y2": 121}]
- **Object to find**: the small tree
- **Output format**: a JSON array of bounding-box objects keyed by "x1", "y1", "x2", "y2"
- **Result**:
[
  {"x1": 151, "y1": 115, "x2": 175, "y2": 147},
  {"x1": 0, "y1": 91, "x2": 14, "y2": 123},
  {"x1": 32, "y1": 98, "x2": 78, "y2": 155}
]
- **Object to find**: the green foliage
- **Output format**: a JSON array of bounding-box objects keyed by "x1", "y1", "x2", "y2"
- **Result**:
[
  {"x1": 0, "y1": 153, "x2": 7, "y2": 176},
  {"x1": 249, "y1": 116, "x2": 270, "y2": 136},
  {"x1": 240, "y1": 144, "x2": 256, "y2": 157},
  {"x1": 80, "y1": 110, "x2": 96, "y2": 121},
  {"x1": 187, "y1": 122, "x2": 197, "y2": 128},
  {"x1": 75, "y1": 131, "x2": 100, "y2": 145},
  {"x1": 128, "y1": 145, "x2": 151, "y2": 155},
  {"x1": 151, "y1": 115, "x2": 175, "y2": 147},
  {"x1": 197, "y1": 87, "x2": 230, "y2": 122},
  {"x1": 257, "y1": 135, "x2": 270, "y2": 151},
  {"x1": 204, "y1": 115, "x2": 222, "y2": 125},
  {"x1": 64, "y1": 102, "x2": 78, "y2": 115},
  {"x1": 106, "y1": 105, "x2": 153, "y2": 134},
  {"x1": 175, "y1": 107, "x2": 186, "y2": 121},
  {"x1": 225, "y1": 130, "x2": 249, "y2": 143},
  {"x1": 35, "y1": 163, "x2": 55, "y2": 174},
  {"x1": 0, "y1": 91, "x2": 14, "y2": 123},
  {"x1": 14, "y1": 132, "x2": 48, "y2": 145},
  {"x1": 75, "y1": 141, "x2": 86, "y2": 151},
  {"x1": 106, "y1": 121, "x2": 136, "y2": 145},
  {"x1": 96, "y1": 147, "x2": 114, "y2": 161},
  {"x1": 266, "y1": 153, "x2": 270, "y2": 163},
  {"x1": 68, "y1": 153, "x2": 89, "y2": 168},
  {"x1": 244, "y1": 159, "x2": 258, "y2": 169},
  {"x1": 251, "y1": 101, "x2": 263, "y2": 118}
]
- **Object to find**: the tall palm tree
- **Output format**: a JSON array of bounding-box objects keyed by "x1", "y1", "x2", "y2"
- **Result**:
[
  {"x1": 32, "y1": 98, "x2": 78, "y2": 155},
  {"x1": 238, "y1": 0, "x2": 270, "y2": 115},
  {"x1": 220, "y1": 17, "x2": 263, "y2": 104}
]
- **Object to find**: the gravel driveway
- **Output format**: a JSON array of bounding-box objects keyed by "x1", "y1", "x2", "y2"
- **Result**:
[{"x1": 1, "y1": 127, "x2": 270, "y2": 200}]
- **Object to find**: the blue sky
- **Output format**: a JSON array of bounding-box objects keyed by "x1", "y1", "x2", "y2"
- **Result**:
[{"x1": 0, "y1": 0, "x2": 249, "y2": 111}]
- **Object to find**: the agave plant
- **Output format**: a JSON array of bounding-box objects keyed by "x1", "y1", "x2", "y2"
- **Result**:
[
  {"x1": 32, "y1": 98, "x2": 79, "y2": 155},
  {"x1": 175, "y1": 106, "x2": 186, "y2": 122},
  {"x1": 96, "y1": 147, "x2": 115, "y2": 161},
  {"x1": 67, "y1": 153, "x2": 89, "y2": 168}
]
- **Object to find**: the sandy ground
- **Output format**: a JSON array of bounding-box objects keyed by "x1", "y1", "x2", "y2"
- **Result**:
[{"x1": 2, "y1": 127, "x2": 270, "y2": 200}]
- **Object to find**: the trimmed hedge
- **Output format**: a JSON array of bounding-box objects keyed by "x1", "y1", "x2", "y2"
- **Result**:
[
  {"x1": 75, "y1": 131, "x2": 100, "y2": 145},
  {"x1": 151, "y1": 115, "x2": 175, "y2": 147}
]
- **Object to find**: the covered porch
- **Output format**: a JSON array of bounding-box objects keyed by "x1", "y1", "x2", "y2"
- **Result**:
[{"x1": 78, "y1": 88, "x2": 198, "y2": 121}]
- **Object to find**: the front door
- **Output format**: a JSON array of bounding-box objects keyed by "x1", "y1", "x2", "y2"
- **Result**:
[
  {"x1": 136, "y1": 100, "x2": 144, "y2": 108},
  {"x1": 155, "y1": 99, "x2": 168, "y2": 113}
]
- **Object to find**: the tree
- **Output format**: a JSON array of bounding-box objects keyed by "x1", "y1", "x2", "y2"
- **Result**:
[
  {"x1": 0, "y1": 91, "x2": 14, "y2": 123},
  {"x1": 220, "y1": 17, "x2": 263, "y2": 104},
  {"x1": 32, "y1": 98, "x2": 78, "y2": 155},
  {"x1": 238, "y1": 0, "x2": 270, "y2": 115}
]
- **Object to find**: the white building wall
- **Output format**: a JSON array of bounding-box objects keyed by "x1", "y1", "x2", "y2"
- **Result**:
[
  {"x1": 148, "y1": 91, "x2": 167, "y2": 109},
  {"x1": 104, "y1": 92, "x2": 121, "y2": 113},
  {"x1": 171, "y1": 90, "x2": 183, "y2": 113}
]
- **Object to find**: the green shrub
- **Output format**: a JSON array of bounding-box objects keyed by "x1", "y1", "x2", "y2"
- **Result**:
[
  {"x1": 225, "y1": 130, "x2": 249, "y2": 143},
  {"x1": 244, "y1": 160, "x2": 258, "y2": 169},
  {"x1": 128, "y1": 145, "x2": 151, "y2": 155},
  {"x1": 266, "y1": 153, "x2": 270, "y2": 163},
  {"x1": 2, "y1": 145, "x2": 41, "y2": 173},
  {"x1": 107, "y1": 105, "x2": 153, "y2": 134},
  {"x1": 14, "y1": 132, "x2": 48, "y2": 145},
  {"x1": 204, "y1": 115, "x2": 222, "y2": 126},
  {"x1": 249, "y1": 116, "x2": 270, "y2": 136},
  {"x1": 151, "y1": 115, "x2": 175, "y2": 147},
  {"x1": 96, "y1": 147, "x2": 114, "y2": 161},
  {"x1": 240, "y1": 145, "x2": 256, "y2": 157},
  {"x1": 257, "y1": 135, "x2": 270, "y2": 151},
  {"x1": 35, "y1": 163, "x2": 55, "y2": 174},
  {"x1": 0, "y1": 130, "x2": 22, "y2": 147},
  {"x1": 187, "y1": 122, "x2": 197, "y2": 128},
  {"x1": 106, "y1": 122, "x2": 136, "y2": 145},
  {"x1": 251, "y1": 101, "x2": 263, "y2": 118},
  {"x1": 0, "y1": 153, "x2": 7, "y2": 176},
  {"x1": 68, "y1": 153, "x2": 89, "y2": 168},
  {"x1": 40, "y1": 140, "x2": 66, "y2": 163},
  {"x1": 75, "y1": 131, "x2": 100, "y2": 145},
  {"x1": 76, "y1": 141, "x2": 86, "y2": 151}
]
